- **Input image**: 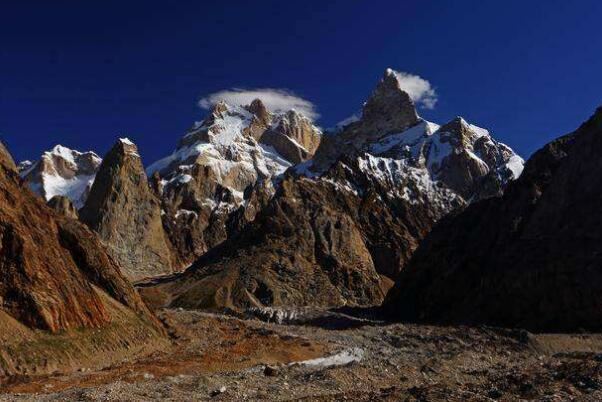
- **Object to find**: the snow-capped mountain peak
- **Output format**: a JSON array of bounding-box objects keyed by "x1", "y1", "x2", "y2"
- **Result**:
[{"x1": 19, "y1": 145, "x2": 102, "y2": 208}]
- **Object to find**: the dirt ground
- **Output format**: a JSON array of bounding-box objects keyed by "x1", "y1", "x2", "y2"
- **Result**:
[{"x1": 2, "y1": 308, "x2": 602, "y2": 401}]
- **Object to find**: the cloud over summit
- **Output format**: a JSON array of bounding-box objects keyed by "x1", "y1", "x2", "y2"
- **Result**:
[
  {"x1": 199, "y1": 88, "x2": 319, "y2": 120},
  {"x1": 388, "y1": 69, "x2": 438, "y2": 109}
]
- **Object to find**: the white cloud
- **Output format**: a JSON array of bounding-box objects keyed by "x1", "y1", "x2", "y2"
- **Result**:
[
  {"x1": 335, "y1": 113, "x2": 361, "y2": 130},
  {"x1": 387, "y1": 68, "x2": 438, "y2": 109},
  {"x1": 198, "y1": 88, "x2": 319, "y2": 120}
]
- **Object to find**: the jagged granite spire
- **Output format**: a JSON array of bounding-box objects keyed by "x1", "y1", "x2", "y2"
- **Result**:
[{"x1": 80, "y1": 138, "x2": 174, "y2": 281}]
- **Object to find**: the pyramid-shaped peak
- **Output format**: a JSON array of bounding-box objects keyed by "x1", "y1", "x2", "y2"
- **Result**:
[{"x1": 357, "y1": 68, "x2": 420, "y2": 135}]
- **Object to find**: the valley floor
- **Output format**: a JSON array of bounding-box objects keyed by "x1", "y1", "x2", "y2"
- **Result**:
[{"x1": 1, "y1": 309, "x2": 602, "y2": 401}]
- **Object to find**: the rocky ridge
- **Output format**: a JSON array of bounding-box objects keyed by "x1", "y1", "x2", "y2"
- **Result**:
[{"x1": 385, "y1": 107, "x2": 602, "y2": 332}]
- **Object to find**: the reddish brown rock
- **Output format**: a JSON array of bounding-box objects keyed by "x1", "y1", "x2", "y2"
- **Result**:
[{"x1": 0, "y1": 143, "x2": 165, "y2": 376}]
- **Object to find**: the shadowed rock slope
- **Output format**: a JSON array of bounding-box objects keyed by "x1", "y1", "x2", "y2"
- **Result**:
[
  {"x1": 385, "y1": 108, "x2": 602, "y2": 332},
  {"x1": 0, "y1": 144, "x2": 166, "y2": 377},
  {"x1": 140, "y1": 159, "x2": 460, "y2": 311},
  {"x1": 80, "y1": 139, "x2": 175, "y2": 281}
]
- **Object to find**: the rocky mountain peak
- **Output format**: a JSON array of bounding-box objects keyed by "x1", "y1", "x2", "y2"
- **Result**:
[
  {"x1": 359, "y1": 68, "x2": 420, "y2": 136},
  {"x1": 19, "y1": 145, "x2": 102, "y2": 208},
  {"x1": 247, "y1": 98, "x2": 271, "y2": 123},
  {"x1": 80, "y1": 138, "x2": 175, "y2": 280},
  {"x1": 145, "y1": 99, "x2": 322, "y2": 266},
  {"x1": 0, "y1": 142, "x2": 167, "y2": 376}
]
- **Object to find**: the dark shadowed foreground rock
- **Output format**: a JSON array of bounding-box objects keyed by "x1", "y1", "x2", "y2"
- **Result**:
[
  {"x1": 0, "y1": 143, "x2": 166, "y2": 377},
  {"x1": 80, "y1": 138, "x2": 175, "y2": 281},
  {"x1": 385, "y1": 108, "x2": 602, "y2": 332}
]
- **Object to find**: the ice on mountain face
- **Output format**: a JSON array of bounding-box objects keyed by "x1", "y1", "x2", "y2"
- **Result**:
[
  {"x1": 258, "y1": 144, "x2": 293, "y2": 175},
  {"x1": 21, "y1": 145, "x2": 102, "y2": 208},
  {"x1": 119, "y1": 137, "x2": 135, "y2": 146},
  {"x1": 356, "y1": 154, "x2": 460, "y2": 212},
  {"x1": 505, "y1": 155, "x2": 525, "y2": 179},
  {"x1": 38, "y1": 173, "x2": 96, "y2": 208},
  {"x1": 148, "y1": 100, "x2": 320, "y2": 222}
]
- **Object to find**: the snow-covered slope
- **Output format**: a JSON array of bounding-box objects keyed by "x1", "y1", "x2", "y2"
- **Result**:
[{"x1": 19, "y1": 145, "x2": 102, "y2": 208}]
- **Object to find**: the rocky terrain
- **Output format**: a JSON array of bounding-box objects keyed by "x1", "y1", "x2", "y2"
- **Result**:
[
  {"x1": 141, "y1": 69, "x2": 522, "y2": 312},
  {"x1": 3, "y1": 66, "x2": 602, "y2": 402},
  {"x1": 385, "y1": 108, "x2": 602, "y2": 332},
  {"x1": 146, "y1": 99, "x2": 322, "y2": 267},
  {"x1": 3, "y1": 308, "x2": 602, "y2": 401},
  {"x1": 0, "y1": 142, "x2": 166, "y2": 378},
  {"x1": 79, "y1": 139, "x2": 176, "y2": 281}
]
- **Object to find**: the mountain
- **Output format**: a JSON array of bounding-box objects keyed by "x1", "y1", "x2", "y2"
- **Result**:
[
  {"x1": 141, "y1": 69, "x2": 522, "y2": 312},
  {"x1": 79, "y1": 139, "x2": 175, "y2": 281},
  {"x1": 0, "y1": 143, "x2": 165, "y2": 376},
  {"x1": 384, "y1": 108, "x2": 602, "y2": 332},
  {"x1": 19, "y1": 145, "x2": 102, "y2": 208},
  {"x1": 146, "y1": 99, "x2": 322, "y2": 267},
  {"x1": 309, "y1": 68, "x2": 523, "y2": 203}
]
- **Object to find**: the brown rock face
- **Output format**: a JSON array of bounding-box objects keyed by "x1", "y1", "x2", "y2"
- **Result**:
[
  {"x1": 48, "y1": 195, "x2": 79, "y2": 219},
  {"x1": 0, "y1": 141, "x2": 17, "y2": 172},
  {"x1": 145, "y1": 175, "x2": 384, "y2": 310},
  {"x1": 0, "y1": 145, "x2": 164, "y2": 376},
  {"x1": 260, "y1": 110, "x2": 322, "y2": 164},
  {"x1": 80, "y1": 139, "x2": 174, "y2": 281},
  {"x1": 385, "y1": 108, "x2": 602, "y2": 332}
]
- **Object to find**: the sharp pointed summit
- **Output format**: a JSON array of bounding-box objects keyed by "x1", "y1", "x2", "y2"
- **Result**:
[{"x1": 79, "y1": 138, "x2": 175, "y2": 280}]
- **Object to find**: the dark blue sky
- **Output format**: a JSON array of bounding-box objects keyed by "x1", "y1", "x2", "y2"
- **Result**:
[{"x1": 1, "y1": 1, "x2": 601, "y2": 164}]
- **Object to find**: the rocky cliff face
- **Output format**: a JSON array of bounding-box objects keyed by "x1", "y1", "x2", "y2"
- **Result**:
[
  {"x1": 19, "y1": 145, "x2": 101, "y2": 208},
  {"x1": 146, "y1": 99, "x2": 322, "y2": 267},
  {"x1": 0, "y1": 143, "x2": 165, "y2": 376},
  {"x1": 384, "y1": 108, "x2": 602, "y2": 332},
  {"x1": 141, "y1": 69, "x2": 522, "y2": 312},
  {"x1": 79, "y1": 139, "x2": 175, "y2": 281},
  {"x1": 47, "y1": 195, "x2": 79, "y2": 219}
]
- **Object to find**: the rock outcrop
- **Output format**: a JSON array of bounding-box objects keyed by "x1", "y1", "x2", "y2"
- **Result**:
[
  {"x1": 147, "y1": 99, "x2": 322, "y2": 267},
  {"x1": 48, "y1": 195, "x2": 79, "y2": 219},
  {"x1": 19, "y1": 145, "x2": 101, "y2": 208},
  {"x1": 79, "y1": 139, "x2": 174, "y2": 281},
  {"x1": 0, "y1": 143, "x2": 165, "y2": 376},
  {"x1": 384, "y1": 108, "x2": 602, "y2": 332},
  {"x1": 0, "y1": 141, "x2": 17, "y2": 172}
]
